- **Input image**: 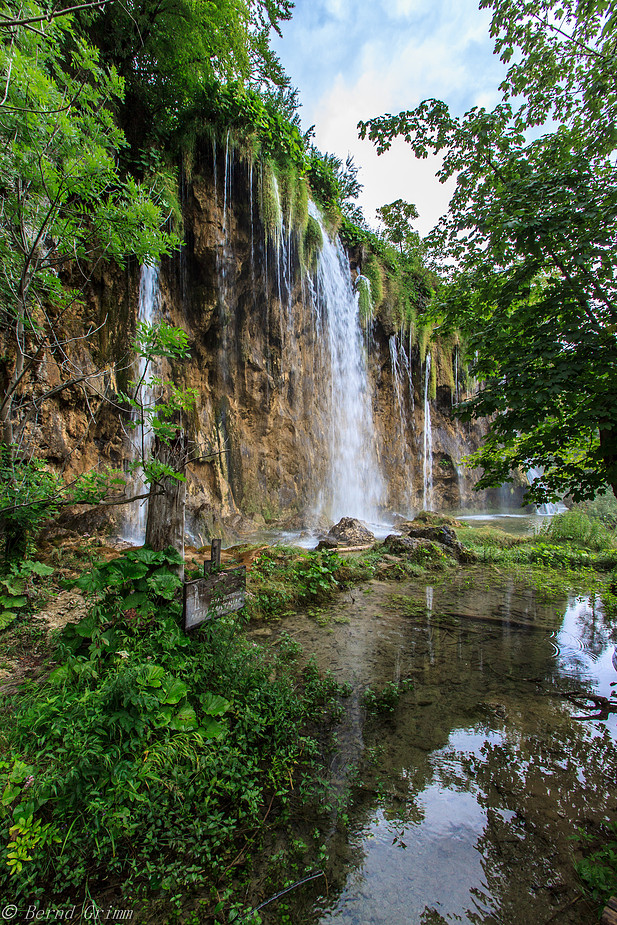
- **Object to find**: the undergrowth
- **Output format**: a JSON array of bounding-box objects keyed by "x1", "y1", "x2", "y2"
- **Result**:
[
  {"x1": 0, "y1": 546, "x2": 350, "y2": 920},
  {"x1": 456, "y1": 511, "x2": 617, "y2": 570}
]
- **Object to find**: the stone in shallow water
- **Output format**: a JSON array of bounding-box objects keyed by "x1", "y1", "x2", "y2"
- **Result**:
[{"x1": 327, "y1": 517, "x2": 375, "y2": 546}]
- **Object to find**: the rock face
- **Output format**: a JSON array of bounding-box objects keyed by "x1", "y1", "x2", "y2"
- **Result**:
[{"x1": 23, "y1": 144, "x2": 504, "y2": 541}]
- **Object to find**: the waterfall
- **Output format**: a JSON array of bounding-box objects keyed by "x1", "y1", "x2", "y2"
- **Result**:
[
  {"x1": 527, "y1": 466, "x2": 564, "y2": 515},
  {"x1": 423, "y1": 352, "x2": 434, "y2": 511},
  {"x1": 309, "y1": 203, "x2": 384, "y2": 522},
  {"x1": 389, "y1": 334, "x2": 412, "y2": 505},
  {"x1": 123, "y1": 263, "x2": 160, "y2": 543}
]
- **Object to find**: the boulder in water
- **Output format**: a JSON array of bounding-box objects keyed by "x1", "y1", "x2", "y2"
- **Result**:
[
  {"x1": 327, "y1": 517, "x2": 375, "y2": 547},
  {"x1": 315, "y1": 536, "x2": 341, "y2": 551}
]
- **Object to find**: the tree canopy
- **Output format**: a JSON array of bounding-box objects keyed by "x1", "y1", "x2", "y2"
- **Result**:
[
  {"x1": 359, "y1": 0, "x2": 617, "y2": 502},
  {"x1": 77, "y1": 0, "x2": 294, "y2": 151}
]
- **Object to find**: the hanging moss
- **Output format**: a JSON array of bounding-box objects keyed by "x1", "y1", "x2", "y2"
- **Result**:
[
  {"x1": 259, "y1": 162, "x2": 282, "y2": 240},
  {"x1": 364, "y1": 253, "x2": 384, "y2": 311},
  {"x1": 380, "y1": 269, "x2": 405, "y2": 331},
  {"x1": 402, "y1": 302, "x2": 417, "y2": 341},
  {"x1": 356, "y1": 276, "x2": 373, "y2": 328},
  {"x1": 302, "y1": 215, "x2": 323, "y2": 274},
  {"x1": 418, "y1": 321, "x2": 433, "y2": 364},
  {"x1": 430, "y1": 354, "x2": 437, "y2": 400},
  {"x1": 294, "y1": 176, "x2": 309, "y2": 235},
  {"x1": 277, "y1": 165, "x2": 296, "y2": 225}
]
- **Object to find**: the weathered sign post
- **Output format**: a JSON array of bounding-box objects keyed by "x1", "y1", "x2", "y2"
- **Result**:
[{"x1": 183, "y1": 540, "x2": 246, "y2": 632}]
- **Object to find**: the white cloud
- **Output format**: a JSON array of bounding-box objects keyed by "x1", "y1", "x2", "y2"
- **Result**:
[
  {"x1": 310, "y1": 76, "x2": 455, "y2": 235},
  {"x1": 272, "y1": 0, "x2": 506, "y2": 233}
]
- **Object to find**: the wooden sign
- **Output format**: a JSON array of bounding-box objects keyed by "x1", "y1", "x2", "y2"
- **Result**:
[
  {"x1": 602, "y1": 896, "x2": 617, "y2": 925},
  {"x1": 183, "y1": 566, "x2": 246, "y2": 631}
]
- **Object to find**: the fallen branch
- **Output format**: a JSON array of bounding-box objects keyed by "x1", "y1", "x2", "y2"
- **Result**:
[
  {"x1": 236, "y1": 871, "x2": 325, "y2": 923},
  {"x1": 556, "y1": 689, "x2": 617, "y2": 720}
]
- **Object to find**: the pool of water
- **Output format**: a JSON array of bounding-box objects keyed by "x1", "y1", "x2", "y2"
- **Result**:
[
  {"x1": 453, "y1": 510, "x2": 561, "y2": 536},
  {"x1": 248, "y1": 568, "x2": 617, "y2": 925}
]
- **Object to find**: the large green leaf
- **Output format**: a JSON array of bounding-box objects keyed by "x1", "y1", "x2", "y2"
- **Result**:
[
  {"x1": 201, "y1": 692, "x2": 231, "y2": 716},
  {"x1": 0, "y1": 611, "x2": 17, "y2": 630},
  {"x1": 170, "y1": 704, "x2": 198, "y2": 732},
  {"x1": 148, "y1": 569, "x2": 180, "y2": 600},
  {"x1": 160, "y1": 677, "x2": 188, "y2": 704},
  {"x1": 137, "y1": 664, "x2": 166, "y2": 688},
  {"x1": 27, "y1": 562, "x2": 54, "y2": 577},
  {"x1": 200, "y1": 718, "x2": 226, "y2": 739}
]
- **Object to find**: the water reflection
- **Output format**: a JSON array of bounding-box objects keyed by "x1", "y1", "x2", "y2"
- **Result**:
[{"x1": 254, "y1": 569, "x2": 617, "y2": 925}]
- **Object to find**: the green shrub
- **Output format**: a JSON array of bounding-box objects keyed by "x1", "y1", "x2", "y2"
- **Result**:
[
  {"x1": 541, "y1": 511, "x2": 617, "y2": 552},
  {"x1": 577, "y1": 822, "x2": 617, "y2": 905},
  {"x1": 0, "y1": 546, "x2": 347, "y2": 913}
]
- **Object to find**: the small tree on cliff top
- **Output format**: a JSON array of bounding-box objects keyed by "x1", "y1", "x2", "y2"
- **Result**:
[{"x1": 360, "y1": 0, "x2": 617, "y2": 503}]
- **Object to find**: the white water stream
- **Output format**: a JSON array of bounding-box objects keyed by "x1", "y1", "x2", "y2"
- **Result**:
[
  {"x1": 123, "y1": 263, "x2": 159, "y2": 544},
  {"x1": 309, "y1": 204, "x2": 384, "y2": 522},
  {"x1": 422, "y1": 352, "x2": 434, "y2": 511}
]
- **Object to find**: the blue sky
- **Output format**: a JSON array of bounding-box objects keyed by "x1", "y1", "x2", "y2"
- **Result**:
[{"x1": 271, "y1": 0, "x2": 508, "y2": 235}]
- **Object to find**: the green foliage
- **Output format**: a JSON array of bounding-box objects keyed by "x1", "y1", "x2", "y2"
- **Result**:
[
  {"x1": 0, "y1": 6, "x2": 176, "y2": 333},
  {"x1": 80, "y1": 0, "x2": 295, "y2": 156},
  {"x1": 576, "y1": 822, "x2": 617, "y2": 905},
  {"x1": 482, "y1": 0, "x2": 617, "y2": 154},
  {"x1": 572, "y1": 493, "x2": 617, "y2": 530},
  {"x1": 456, "y1": 518, "x2": 617, "y2": 570},
  {"x1": 359, "y1": 0, "x2": 617, "y2": 504},
  {"x1": 302, "y1": 215, "x2": 323, "y2": 274},
  {"x1": 0, "y1": 559, "x2": 54, "y2": 631},
  {"x1": 356, "y1": 276, "x2": 374, "y2": 328},
  {"x1": 248, "y1": 547, "x2": 343, "y2": 619},
  {"x1": 260, "y1": 161, "x2": 283, "y2": 237},
  {"x1": 541, "y1": 511, "x2": 617, "y2": 552},
  {"x1": 376, "y1": 199, "x2": 419, "y2": 253},
  {"x1": 418, "y1": 323, "x2": 434, "y2": 365},
  {"x1": 362, "y1": 679, "x2": 413, "y2": 714},
  {"x1": 0, "y1": 545, "x2": 347, "y2": 911},
  {"x1": 363, "y1": 253, "x2": 385, "y2": 312},
  {"x1": 306, "y1": 151, "x2": 363, "y2": 226}
]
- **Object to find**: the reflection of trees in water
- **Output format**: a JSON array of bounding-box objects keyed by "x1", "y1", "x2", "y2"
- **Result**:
[
  {"x1": 567, "y1": 596, "x2": 615, "y2": 658},
  {"x1": 268, "y1": 571, "x2": 616, "y2": 925},
  {"x1": 462, "y1": 723, "x2": 617, "y2": 924}
]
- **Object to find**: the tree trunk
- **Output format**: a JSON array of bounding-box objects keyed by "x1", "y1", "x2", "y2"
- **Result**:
[{"x1": 145, "y1": 431, "x2": 187, "y2": 580}]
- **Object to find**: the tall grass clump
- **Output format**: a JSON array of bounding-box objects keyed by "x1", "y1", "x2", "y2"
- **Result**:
[{"x1": 541, "y1": 511, "x2": 617, "y2": 551}]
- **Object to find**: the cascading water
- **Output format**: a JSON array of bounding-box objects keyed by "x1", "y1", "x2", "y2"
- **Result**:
[
  {"x1": 527, "y1": 466, "x2": 565, "y2": 515},
  {"x1": 309, "y1": 203, "x2": 384, "y2": 522},
  {"x1": 423, "y1": 352, "x2": 434, "y2": 511},
  {"x1": 389, "y1": 334, "x2": 412, "y2": 505},
  {"x1": 123, "y1": 263, "x2": 159, "y2": 543}
]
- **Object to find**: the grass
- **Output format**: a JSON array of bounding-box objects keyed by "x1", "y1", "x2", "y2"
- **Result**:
[{"x1": 455, "y1": 511, "x2": 617, "y2": 571}]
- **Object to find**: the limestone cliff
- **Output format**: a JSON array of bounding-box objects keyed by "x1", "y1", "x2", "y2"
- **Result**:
[{"x1": 35, "y1": 142, "x2": 503, "y2": 541}]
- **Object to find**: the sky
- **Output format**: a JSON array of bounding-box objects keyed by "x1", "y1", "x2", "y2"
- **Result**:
[{"x1": 271, "y1": 0, "x2": 509, "y2": 236}]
